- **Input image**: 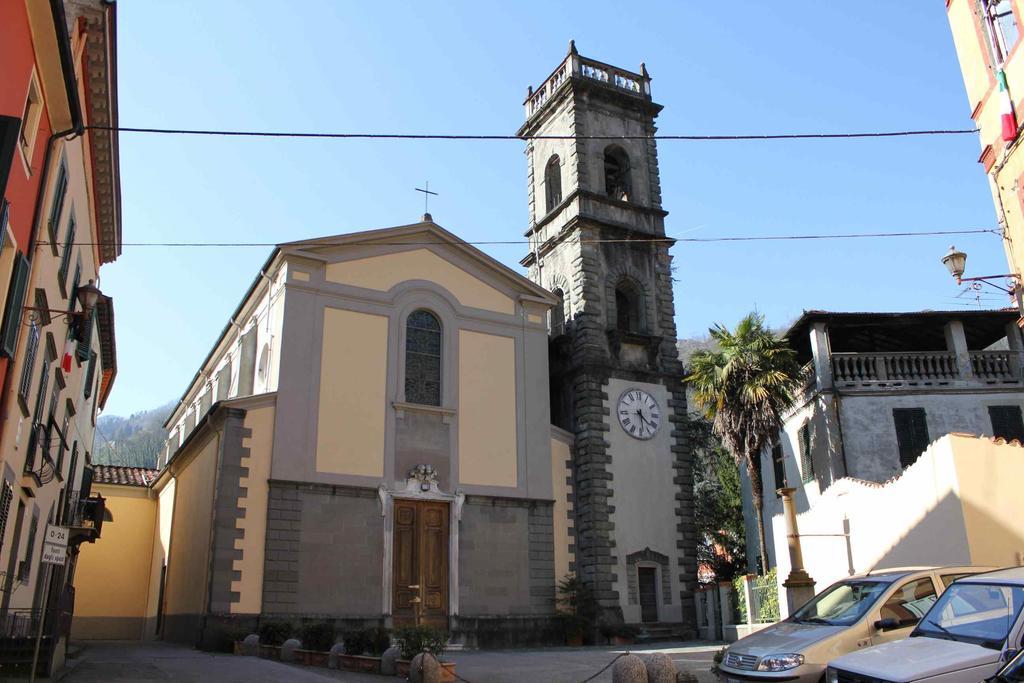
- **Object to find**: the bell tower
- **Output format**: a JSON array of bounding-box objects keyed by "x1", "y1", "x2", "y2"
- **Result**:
[{"x1": 520, "y1": 42, "x2": 696, "y2": 633}]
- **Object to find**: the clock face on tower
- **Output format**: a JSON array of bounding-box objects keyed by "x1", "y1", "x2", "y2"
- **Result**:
[{"x1": 617, "y1": 388, "x2": 661, "y2": 440}]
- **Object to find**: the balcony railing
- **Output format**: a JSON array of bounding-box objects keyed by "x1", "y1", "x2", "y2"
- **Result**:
[
  {"x1": 64, "y1": 492, "x2": 105, "y2": 545},
  {"x1": 830, "y1": 350, "x2": 1021, "y2": 386},
  {"x1": 525, "y1": 53, "x2": 650, "y2": 118}
]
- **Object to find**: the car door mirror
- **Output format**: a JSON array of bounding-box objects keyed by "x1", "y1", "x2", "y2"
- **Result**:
[
  {"x1": 873, "y1": 617, "x2": 900, "y2": 631},
  {"x1": 997, "y1": 649, "x2": 1024, "y2": 682}
]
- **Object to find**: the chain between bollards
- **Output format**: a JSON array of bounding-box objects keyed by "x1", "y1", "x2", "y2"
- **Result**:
[{"x1": 419, "y1": 649, "x2": 636, "y2": 683}]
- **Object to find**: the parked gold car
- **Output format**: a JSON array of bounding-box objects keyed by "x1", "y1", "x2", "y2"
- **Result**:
[{"x1": 717, "y1": 566, "x2": 993, "y2": 683}]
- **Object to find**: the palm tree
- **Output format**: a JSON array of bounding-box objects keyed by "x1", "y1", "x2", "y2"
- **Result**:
[{"x1": 686, "y1": 312, "x2": 804, "y2": 573}]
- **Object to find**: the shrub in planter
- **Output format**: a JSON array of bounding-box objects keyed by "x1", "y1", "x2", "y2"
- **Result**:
[
  {"x1": 259, "y1": 620, "x2": 293, "y2": 647},
  {"x1": 202, "y1": 622, "x2": 247, "y2": 653},
  {"x1": 393, "y1": 625, "x2": 449, "y2": 660},
  {"x1": 342, "y1": 629, "x2": 371, "y2": 656},
  {"x1": 366, "y1": 627, "x2": 392, "y2": 655},
  {"x1": 299, "y1": 622, "x2": 336, "y2": 653}
]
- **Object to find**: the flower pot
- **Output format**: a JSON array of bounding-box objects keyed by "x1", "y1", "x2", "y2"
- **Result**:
[
  {"x1": 232, "y1": 641, "x2": 243, "y2": 656},
  {"x1": 397, "y1": 659, "x2": 411, "y2": 677},
  {"x1": 566, "y1": 633, "x2": 583, "y2": 647},
  {"x1": 611, "y1": 635, "x2": 635, "y2": 646},
  {"x1": 440, "y1": 662, "x2": 457, "y2": 682},
  {"x1": 308, "y1": 650, "x2": 330, "y2": 667},
  {"x1": 340, "y1": 654, "x2": 381, "y2": 673},
  {"x1": 258, "y1": 644, "x2": 281, "y2": 660}
]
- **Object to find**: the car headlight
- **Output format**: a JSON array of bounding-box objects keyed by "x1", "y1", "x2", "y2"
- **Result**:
[{"x1": 757, "y1": 654, "x2": 805, "y2": 672}]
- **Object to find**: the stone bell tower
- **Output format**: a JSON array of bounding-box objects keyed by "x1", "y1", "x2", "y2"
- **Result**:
[{"x1": 519, "y1": 42, "x2": 696, "y2": 633}]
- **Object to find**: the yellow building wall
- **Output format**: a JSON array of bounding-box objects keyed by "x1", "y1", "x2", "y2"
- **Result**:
[
  {"x1": 550, "y1": 432, "x2": 574, "y2": 583},
  {"x1": 316, "y1": 307, "x2": 388, "y2": 477},
  {"x1": 72, "y1": 484, "x2": 157, "y2": 640},
  {"x1": 458, "y1": 330, "x2": 518, "y2": 487},
  {"x1": 948, "y1": 0, "x2": 993, "y2": 115},
  {"x1": 325, "y1": 248, "x2": 515, "y2": 315},
  {"x1": 231, "y1": 404, "x2": 274, "y2": 614},
  {"x1": 144, "y1": 476, "x2": 176, "y2": 637},
  {"x1": 164, "y1": 433, "x2": 219, "y2": 619},
  {"x1": 950, "y1": 434, "x2": 1024, "y2": 566}
]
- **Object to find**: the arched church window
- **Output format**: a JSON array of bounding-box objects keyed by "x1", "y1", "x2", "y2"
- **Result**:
[
  {"x1": 615, "y1": 281, "x2": 641, "y2": 333},
  {"x1": 545, "y1": 155, "x2": 562, "y2": 212},
  {"x1": 551, "y1": 289, "x2": 566, "y2": 337},
  {"x1": 604, "y1": 145, "x2": 631, "y2": 202},
  {"x1": 405, "y1": 309, "x2": 442, "y2": 406}
]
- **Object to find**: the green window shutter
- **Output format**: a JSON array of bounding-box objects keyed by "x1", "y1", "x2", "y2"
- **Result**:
[
  {"x1": 77, "y1": 308, "x2": 95, "y2": 362},
  {"x1": 988, "y1": 405, "x2": 1024, "y2": 443},
  {"x1": 18, "y1": 323, "x2": 39, "y2": 400},
  {"x1": 894, "y1": 408, "x2": 930, "y2": 468},
  {"x1": 83, "y1": 351, "x2": 96, "y2": 399},
  {"x1": 67, "y1": 263, "x2": 80, "y2": 318},
  {"x1": 799, "y1": 423, "x2": 814, "y2": 483},
  {"x1": 0, "y1": 253, "x2": 30, "y2": 358},
  {"x1": 771, "y1": 443, "x2": 786, "y2": 495},
  {"x1": 58, "y1": 216, "x2": 75, "y2": 289},
  {"x1": 47, "y1": 162, "x2": 67, "y2": 246}
]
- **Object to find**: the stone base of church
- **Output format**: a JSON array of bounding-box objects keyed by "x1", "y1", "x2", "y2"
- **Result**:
[{"x1": 449, "y1": 615, "x2": 563, "y2": 648}]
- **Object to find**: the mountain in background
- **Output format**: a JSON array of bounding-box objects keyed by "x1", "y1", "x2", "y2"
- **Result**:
[{"x1": 93, "y1": 401, "x2": 174, "y2": 469}]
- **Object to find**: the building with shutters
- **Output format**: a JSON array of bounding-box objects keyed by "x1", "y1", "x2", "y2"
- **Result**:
[
  {"x1": 738, "y1": 309, "x2": 1024, "y2": 577},
  {"x1": 0, "y1": 0, "x2": 120, "y2": 675}
]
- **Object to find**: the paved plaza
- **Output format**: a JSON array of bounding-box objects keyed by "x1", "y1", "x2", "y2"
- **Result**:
[{"x1": 47, "y1": 640, "x2": 722, "y2": 683}]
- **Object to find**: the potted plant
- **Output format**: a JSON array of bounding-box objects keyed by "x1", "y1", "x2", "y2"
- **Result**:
[
  {"x1": 393, "y1": 625, "x2": 456, "y2": 681},
  {"x1": 601, "y1": 622, "x2": 640, "y2": 646},
  {"x1": 257, "y1": 620, "x2": 292, "y2": 659},
  {"x1": 296, "y1": 622, "x2": 335, "y2": 667},
  {"x1": 339, "y1": 629, "x2": 382, "y2": 673},
  {"x1": 556, "y1": 574, "x2": 598, "y2": 646}
]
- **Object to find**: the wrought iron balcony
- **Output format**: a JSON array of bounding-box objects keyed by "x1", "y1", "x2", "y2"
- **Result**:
[{"x1": 64, "y1": 491, "x2": 106, "y2": 545}]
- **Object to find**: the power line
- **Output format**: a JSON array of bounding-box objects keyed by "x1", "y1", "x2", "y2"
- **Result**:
[
  {"x1": 36, "y1": 228, "x2": 1000, "y2": 250},
  {"x1": 84, "y1": 124, "x2": 980, "y2": 142}
]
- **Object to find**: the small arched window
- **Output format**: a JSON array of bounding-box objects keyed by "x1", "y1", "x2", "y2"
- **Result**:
[
  {"x1": 604, "y1": 145, "x2": 631, "y2": 202},
  {"x1": 545, "y1": 155, "x2": 562, "y2": 212},
  {"x1": 550, "y1": 288, "x2": 566, "y2": 337},
  {"x1": 615, "y1": 282, "x2": 641, "y2": 333},
  {"x1": 405, "y1": 309, "x2": 442, "y2": 406}
]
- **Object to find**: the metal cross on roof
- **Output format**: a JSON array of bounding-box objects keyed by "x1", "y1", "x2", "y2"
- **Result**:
[{"x1": 415, "y1": 181, "x2": 438, "y2": 214}]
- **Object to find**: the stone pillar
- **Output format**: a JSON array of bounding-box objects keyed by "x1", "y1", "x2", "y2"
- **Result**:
[
  {"x1": 742, "y1": 575, "x2": 756, "y2": 626},
  {"x1": 779, "y1": 488, "x2": 816, "y2": 614},
  {"x1": 1006, "y1": 322, "x2": 1024, "y2": 378},
  {"x1": 809, "y1": 323, "x2": 833, "y2": 390},
  {"x1": 944, "y1": 319, "x2": 974, "y2": 380}
]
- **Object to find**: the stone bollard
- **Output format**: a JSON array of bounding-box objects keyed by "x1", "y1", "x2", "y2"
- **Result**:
[
  {"x1": 380, "y1": 646, "x2": 401, "y2": 675},
  {"x1": 281, "y1": 638, "x2": 302, "y2": 662},
  {"x1": 410, "y1": 652, "x2": 442, "y2": 683},
  {"x1": 612, "y1": 654, "x2": 648, "y2": 683},
  {"x1": 643, "y1": 652, "x2": 677, "y2": 683},
  {"x1": 676, "y1": 671, "x2": 698, "y2": 683},
  {"x1": 328, "y1": 642, "x2": 346, "y2": 669},
  {"x1": 241, "y1": 633, "x2": 259, "y2": 656}
]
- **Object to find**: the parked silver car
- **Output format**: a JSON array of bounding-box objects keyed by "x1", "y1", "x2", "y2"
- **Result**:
[{"x1": 717, "y1": 566, "x2": 992, "y2": 683}]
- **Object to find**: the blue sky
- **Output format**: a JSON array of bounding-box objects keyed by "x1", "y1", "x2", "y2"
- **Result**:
[{"x1": 101, "y1": 1, "x2": 1005, "y2": 416}]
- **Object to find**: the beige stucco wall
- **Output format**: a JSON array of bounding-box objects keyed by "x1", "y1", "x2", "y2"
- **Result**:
[
  {"x1": 550, "y1": 430, "x2": 574, "y2": 584},
  {"x1": 72, "y1": 484, "x2": 156, "y2": 640},
  {"x1": 231, "y1": 403, "x2": 274, "y2": 614},
  {"x1": 164, "y1": 432, "x2": 218, "y2": 619},
  {"x1": 315, "y1": 307, "x2": 387, "y2": 477},
  {"x1": 952, "y1": 435, "x2": 1024, "y2": 566},
  {"x1": 144, "y1": 475, "x2": 176, "y2": 638},
  {"x1": 325, "y1": 248, "x2": 515, "y2": 315},
  {"x1": 458, "y1": 330, "x2": 518, "y2": 487}
]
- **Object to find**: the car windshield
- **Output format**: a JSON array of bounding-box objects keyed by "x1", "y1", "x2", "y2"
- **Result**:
[
  {"x1": 790, "y1": 580, "x2": 890, "y2": 626},
  {"x1": 914, "y1": 583, "x2": 1024, "y2": 649}
]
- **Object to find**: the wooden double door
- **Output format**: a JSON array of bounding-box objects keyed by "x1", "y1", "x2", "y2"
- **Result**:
[{"x1": 392, "y1": 500, "x2": 449, "y2": 628}]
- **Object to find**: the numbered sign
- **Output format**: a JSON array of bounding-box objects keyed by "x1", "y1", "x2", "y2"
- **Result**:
[{"x1": 41, "y1": 525, "x2": 69, "y2": 566}]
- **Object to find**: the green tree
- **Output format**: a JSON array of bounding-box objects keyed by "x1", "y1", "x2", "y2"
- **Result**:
[
  {"x1": 687, "y1": 312, "x2": 804, "y2": 572},
  {"x1": 690, "y1": 418, "x2": 746, "y2": 582}
]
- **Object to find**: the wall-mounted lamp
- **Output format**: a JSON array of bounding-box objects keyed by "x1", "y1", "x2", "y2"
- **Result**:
[
  {"x1": 23, "y1": 279, "x2": 103, "y2": 326},
  {"x1": 941, "y1": 246, "x2": 1019, "y2": 294}
]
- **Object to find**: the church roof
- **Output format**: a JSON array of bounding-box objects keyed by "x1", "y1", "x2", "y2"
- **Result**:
[
  {"x1": 278, "y1": 217, "x2": 559, "y2": 305},
  {"x1": 92, "y1": 464, "x2": 159, "y2": 487}
]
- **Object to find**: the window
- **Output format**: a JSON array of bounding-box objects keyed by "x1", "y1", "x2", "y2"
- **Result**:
[
  {"x1": 940, "y1": 572, "x2": 972, "y2": 589},
  {"x1": 0, "y1": 252, "x2": 30, "y2": 359},
  {"x1": 57, "y1": 215, "x2": 75, "y2": 294},
  {"x1": 615, "y1": 281, "x2": 641, "y2": 333},
  {"x1": 47, "y1": 160, "x2": 68, "y2": 248},
  {"x1": 980, "y1": 0, "x2": 1020, "y2": 64},
  {"x1": 550, "y1": 288, "x2": 566, "y2": 337},
  {"x1": 18, "y1": 510, "x2": 38, "y2": 583},
  {"x1": 83, "y1": 351, "x2": 97, "y2": 400},
  {"x1": 799, "y1": 423, "x2": 814, "y2": 483},
  {"x1": 25, "y1": 359, "x2": 50, "y2": 473},
  {"x1": 0, "y1": 204, "x2": 18, "y2": 337},
  {"x1": 545, "y1": 155, "x2": 562, "y2": 212},
  {"x1": 17, "y1": 75, "x2": 43, "y2": 163},
  {"x1": 879, "y1": 577, "x2": 937, "y2": 628},
  {"x1": 18, "y1": 322, "x2": 39, "y2": 403},
  {"x1": 0, "y1": 482, "x2": 12, "y2": 545},
  {"x1": 893, "y1": 408, "x2": 930, "y2": 468},
  {"x1": 771, "y1": 443, "x2": 786, "y2": 495},
  {"x1": 989, "y1": 405, "x2": 1024, "y2": 442},
  {"x1": 604, "y1": 145, "x2": 631, "y2": 201},
  {"x1": 405, "y1": 309, "x2": 441, "y2": 406}
]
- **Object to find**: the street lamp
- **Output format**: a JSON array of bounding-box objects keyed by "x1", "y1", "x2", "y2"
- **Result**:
[{"x1": 941, "y1": 245, "x2": 1018, "y2": 294}]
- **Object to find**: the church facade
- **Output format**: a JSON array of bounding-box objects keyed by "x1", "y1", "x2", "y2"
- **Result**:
[{"x1": 73, "y1": 46, "x2": 696, "y2": 646}]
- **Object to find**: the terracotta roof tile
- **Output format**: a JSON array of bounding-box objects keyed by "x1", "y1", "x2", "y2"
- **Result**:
[{"x1": 92, "y1": 465, "x2": 158, "y2": 487}]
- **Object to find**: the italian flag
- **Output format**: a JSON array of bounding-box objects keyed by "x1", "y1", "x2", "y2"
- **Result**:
[
  {"x1": 999, "y1": 69, "x2": 1018, "y2": 142},
  {"x1": 61, "y1": 338, "x2": 75, "y2": 373}
]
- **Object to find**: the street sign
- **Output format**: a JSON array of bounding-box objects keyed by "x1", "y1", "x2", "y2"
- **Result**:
[{"x1": 40, "y1": 524, "x2": 68, "y2": 566}]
